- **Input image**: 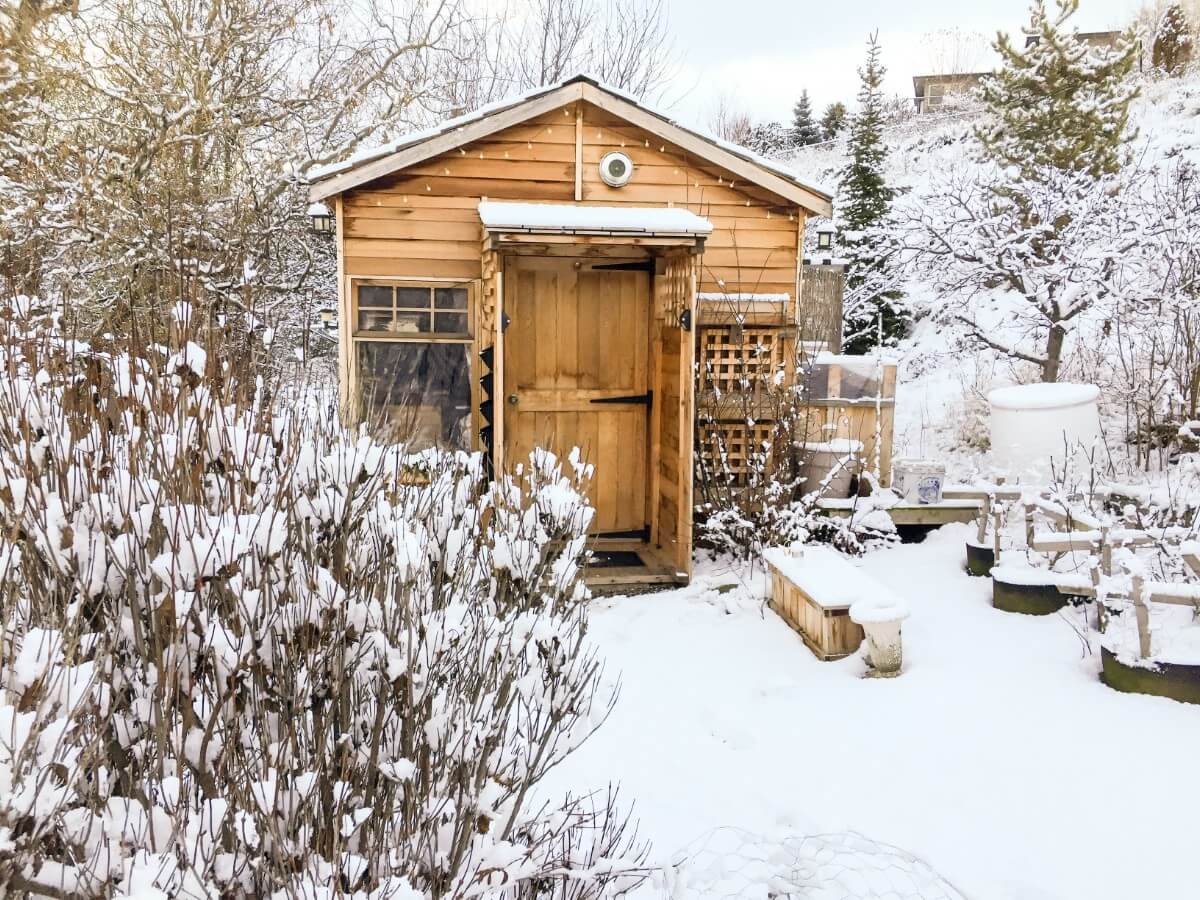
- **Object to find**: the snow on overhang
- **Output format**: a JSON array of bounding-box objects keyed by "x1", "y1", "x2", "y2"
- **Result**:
[{"x1": 478, "y1": 201, "x2": 713, "y2": 237}]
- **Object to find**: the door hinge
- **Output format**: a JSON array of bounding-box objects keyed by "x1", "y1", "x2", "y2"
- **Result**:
[
  {"x1": 590, "y1": 260, "x2": 656, "y2": 273},
  {"x1": 590, "y1": 390, "x2": 652, "y2": 407}
]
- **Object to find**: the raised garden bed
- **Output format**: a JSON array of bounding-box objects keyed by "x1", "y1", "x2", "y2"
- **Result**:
[
  {"x1": 991, "y1": 565, "x2": 1085, "y2": 616},
  {"x1": 965, "y1": 541, "x2": 994, "y2": 577},
  {"x1": 1101, "y1": 646, "x2": 1200, "y2": 705}
]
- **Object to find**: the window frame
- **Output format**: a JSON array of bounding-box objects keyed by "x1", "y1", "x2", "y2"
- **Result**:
[
  {"x1": 352, "y1": 277, "x2": 474, "y2": 341},
  {"x1": 350, "y1": 277, "x2": 479, "y2": 450}
]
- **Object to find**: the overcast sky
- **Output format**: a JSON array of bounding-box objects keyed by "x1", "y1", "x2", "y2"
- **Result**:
[{"x1": 661, "y1": 0, "x2": 1141, "y2": 127}]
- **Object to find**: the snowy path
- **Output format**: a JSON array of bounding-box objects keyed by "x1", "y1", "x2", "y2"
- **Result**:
[{"x1": 548, "y1": 524, "x2": 1200, "y2": 899}]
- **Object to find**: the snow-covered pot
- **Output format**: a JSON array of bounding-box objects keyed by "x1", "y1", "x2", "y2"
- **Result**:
[
  {"x1": 965, "y1": 540, "x2": 995, "y2": 577},
  {"x1": 850, "y1": 596, "x2": 911, "y2": 676},
  {"x1": 801, "y1": 439, "x2": 863, "y2": 499},
  {"x1": 892, "y1": 458, "x2": 945, "y2": 505},
  {"x1": 1101, "y1": 647, "x2": 1200, "y2": 705},
  {"x1": 988, "y1": 383, "x2": 1101, "y2": 483},
  {"x1": 991, "y1": 565, "x2": 1070, "y2": 615}
]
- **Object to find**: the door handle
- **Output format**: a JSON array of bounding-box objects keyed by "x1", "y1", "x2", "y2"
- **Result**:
[{"x1": 507, "y1": 394, "x2": 519, "y2": 406}]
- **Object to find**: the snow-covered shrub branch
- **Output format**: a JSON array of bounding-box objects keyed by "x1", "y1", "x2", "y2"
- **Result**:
[
  {"x1": 1084, "y1": 159, "x2": 1200, "y2": 468},
  {"x1": 906, "y1": 161, "x2": 1135, "y2": 382},
  {"x1": 0, "y1": 298, "x2": 649, "y2": 898},
  {"x1": 694, "y1": 329, "x2": 896, "y2": 560}
]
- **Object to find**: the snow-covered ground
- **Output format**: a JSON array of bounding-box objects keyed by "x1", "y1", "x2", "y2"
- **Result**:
[{"x1": 550, "y1": 525, "x2": 1200, "y2": 899}]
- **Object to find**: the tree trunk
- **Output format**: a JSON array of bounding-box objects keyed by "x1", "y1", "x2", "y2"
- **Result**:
[{"x1": 1042, "y1": 323, "x2": 1065, "y2": 382}]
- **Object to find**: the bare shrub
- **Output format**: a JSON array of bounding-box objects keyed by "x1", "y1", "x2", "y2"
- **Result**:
[{"x1": 0, "y1": 295, "x2": 648, "y2": 898}]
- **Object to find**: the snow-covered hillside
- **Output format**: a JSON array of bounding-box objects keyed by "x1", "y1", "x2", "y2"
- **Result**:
[{"x1": 788, "y1": 74, "x2": 1200, "y2": 480}]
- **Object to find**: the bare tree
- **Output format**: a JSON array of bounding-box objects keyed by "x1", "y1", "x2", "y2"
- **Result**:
[
  {"x1": 0, "y1": 0, "x2": 476, "y2": 362},
  {"x1": 920, "y1": 27, "x2": 990, "y2": 74},
  {"x1": 588, "y1": 0, "x2": 675, "y2": 96},
  {"x1": 706, "y1": 91, "x2": 754, "y2": 145},
  {"x1": 500, "y1": 0, "x2": 677, "y2": 96}
]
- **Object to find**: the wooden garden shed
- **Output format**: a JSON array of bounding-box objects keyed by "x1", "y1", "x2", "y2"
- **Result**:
[{"x1": 308, "y1": 74, "x2": 833, "y2": 583}]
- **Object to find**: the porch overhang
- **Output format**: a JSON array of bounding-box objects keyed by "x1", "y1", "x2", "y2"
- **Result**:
[{"x1": 479, "y1": 201, "x2": 711, "y2": 253}]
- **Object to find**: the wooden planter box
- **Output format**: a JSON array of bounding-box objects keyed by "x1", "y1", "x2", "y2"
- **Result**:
[
  {"x1": 1101, "y1": 646, "x2": 1200, "y2": 705},
  {"x1": 765, "y1": 549, "x2": 866, "y2": 660}
]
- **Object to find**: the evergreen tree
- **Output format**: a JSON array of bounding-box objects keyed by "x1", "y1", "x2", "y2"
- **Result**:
[
  {"x1": 838, "y1": 32, "x2": 906, "y2": 354},
  {"x1": 1153, "y1": 4, "x2": 1194, "y2": 75},
  {"x1": 975, "y1": 0, "x2": 1138, "y2": 181},
  {"x1": 820, "y1": 102, "x2": 847, "y2": 140},
  {"x1": 791, "y1": 90, "x2": 821, "y2": 146}
]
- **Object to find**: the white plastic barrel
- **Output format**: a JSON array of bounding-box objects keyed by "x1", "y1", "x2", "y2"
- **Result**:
[
  {"x1": 988, "y1": 383, "x2": 1101, "y2": 483},
  {"x1": 801, "y1": 439, "x2": 863, "y2": 499}
]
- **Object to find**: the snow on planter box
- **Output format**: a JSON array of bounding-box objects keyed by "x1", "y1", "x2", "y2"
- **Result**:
[
  {"x1": 990, "y1": 563, "x2": 1092, "y2": 616},
  {"x1": 763, "y1": 545, "x2": 900, "y2": 661},
  {"x1": 1101, "y1": 588, "x2": 1200, "y2": 705}
]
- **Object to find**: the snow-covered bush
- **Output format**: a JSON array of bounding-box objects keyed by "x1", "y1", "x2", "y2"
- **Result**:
[
  {"x1": 694, "y1": 341, "x2": 896, "y2": 560},
  {"x1": 908, "y1": 161, "x2": 1134, "y2": 384},
  {"x1": 0, "y1": 298, "x2": 648, "y2": 898}
]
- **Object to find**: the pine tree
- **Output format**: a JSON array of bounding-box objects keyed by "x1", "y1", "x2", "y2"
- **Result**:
[
  {"x1": 975, "y1": 0, "x2": 1138, "y2": 181},
  {"x1": 820, "y1": 102, "x2": 847, "y2": 140},
  {"x1": 1153, "y1": 4, "x2": 1194, "y2": 75},
  {"x1": 838, "y1": 32, "x2": 906, "y2": 354},
  {"x1": 791, "y1": 90, "x2": 821, "y2": 146}
]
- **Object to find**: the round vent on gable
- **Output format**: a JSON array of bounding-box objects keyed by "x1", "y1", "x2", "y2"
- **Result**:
[{"x1": 599, "y1": 151, "x2": 634, "y2": 187}]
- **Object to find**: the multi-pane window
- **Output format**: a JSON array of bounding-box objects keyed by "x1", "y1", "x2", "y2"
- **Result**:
[
  {"x1": 352, "y1": 280, "x2": 474, "y2": 451},
  {"x1": 356, "y1": 284, "x2": 469, "y2": 336}
]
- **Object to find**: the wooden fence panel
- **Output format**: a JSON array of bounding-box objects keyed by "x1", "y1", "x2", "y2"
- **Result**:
[{"x1": 800, "y1": 264, "x2": 844, "y2": 350}]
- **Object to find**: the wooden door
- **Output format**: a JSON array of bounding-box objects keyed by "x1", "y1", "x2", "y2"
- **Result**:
[{"x1": 503, "y1": 256, "x2": 650, "y2": 535}]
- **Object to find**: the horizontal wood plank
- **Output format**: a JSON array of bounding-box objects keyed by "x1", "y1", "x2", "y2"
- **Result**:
[{"x1": 345, "y1": 257, "x2": 482, "y2": 278}]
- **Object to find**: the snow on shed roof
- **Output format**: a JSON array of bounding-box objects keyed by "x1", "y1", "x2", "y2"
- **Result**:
[
  {"x1": 478, "y1": 201, "x2": 712, "y2": 235},
  {"x1": 308, "y1": 81, "x2": 564, "y2": 182},
  {"x1": 307, "y1": 74, "x2": 832, "y2": 216}
]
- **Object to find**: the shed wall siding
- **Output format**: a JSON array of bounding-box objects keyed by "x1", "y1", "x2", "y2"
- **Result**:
[{"x1": 341, "y1": 101, "x2": 803, "y2": 298}]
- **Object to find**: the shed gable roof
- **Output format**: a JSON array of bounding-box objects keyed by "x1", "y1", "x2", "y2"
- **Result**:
[{"x1": 307, "y1": 75, "x2": 832, "y2": 216}]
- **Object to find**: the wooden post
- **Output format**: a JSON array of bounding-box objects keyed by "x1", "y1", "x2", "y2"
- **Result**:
[
  {"x1": 992, "y1": 507, "x2": 1002, "y2": 562},
  {"x1": 493, "y1": 266, "x2": 505, "y2": 474},
  {"x1": 1024, "y1": 502, "x2": 1035, "y2": 548},
  {"x1": 977, "y1": 495, "x2": 991, "y2": 546},
  {"x1": 1099, "y1": 527, "x2": 1114, "y2": 633},
  {"x1": 335, "y1": 195, "x2": 352, "y2": 423},
  {"x1": 1091, "y1": 563, "x2": 1107, "y2": 633},
  {"x1": 574, "y1": 102, "x2": 584, "y2": 202},
  {"x1": 1132, "y1": 574, "x2": 1151, "y2": 659}
]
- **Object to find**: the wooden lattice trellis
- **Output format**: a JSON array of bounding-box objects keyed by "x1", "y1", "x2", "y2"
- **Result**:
[
  {"x1": 698, "y1": 323, "x2": 790, "y2": 485},
  {"x1": 698, "y1": 419, "x2": 777, "y2": 485},
  {"x1": 698, "y1": 325, "x2": 787, "y2": 397}
]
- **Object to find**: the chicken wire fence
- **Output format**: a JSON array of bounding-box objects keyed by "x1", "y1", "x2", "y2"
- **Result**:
[{"x1": 661, "y1": 828, "x2": 968, "y2": 900}]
